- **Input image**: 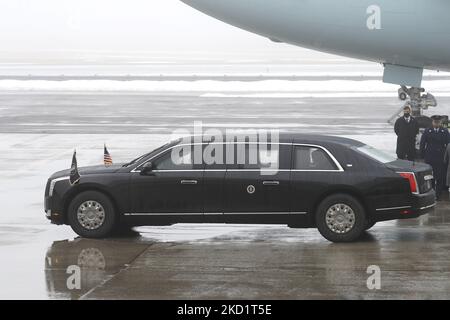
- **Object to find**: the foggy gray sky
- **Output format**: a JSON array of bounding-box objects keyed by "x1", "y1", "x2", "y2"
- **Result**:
[{"x1": 0, "y1": 0, "x2": 344, "y2": 61}]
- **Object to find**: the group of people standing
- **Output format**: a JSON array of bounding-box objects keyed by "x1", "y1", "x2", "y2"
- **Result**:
[{"x1": 394, "y1": 105, "x2": 450, "y2": 200}]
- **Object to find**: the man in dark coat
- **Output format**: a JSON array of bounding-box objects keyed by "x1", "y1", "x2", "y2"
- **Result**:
[
  {"x1": 394, "y1": 105, "x2": 419, "y2": 161},
  {"x1": 420, "y1": 116, "x2": 449, "y2": 200}
]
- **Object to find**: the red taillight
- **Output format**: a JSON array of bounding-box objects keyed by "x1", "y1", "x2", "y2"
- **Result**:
[{"x1": 398, "y1": 172, "x2": 418, "y2": 194}]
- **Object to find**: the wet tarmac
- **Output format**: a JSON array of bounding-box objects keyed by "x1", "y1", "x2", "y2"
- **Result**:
[
  {"x1": 1, "y1": 92, "x2": 449, "y2": 135},
  {"x1": 30, "y1": 196, "x2": 450, "y2": 299},
  {"x1": 1, "y1": 89, "x2": 450, "y2": 299}
]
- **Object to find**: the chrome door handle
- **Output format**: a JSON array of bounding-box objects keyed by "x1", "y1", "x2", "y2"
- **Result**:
[
  {"x1": 263, "y1": 181, "x2": 280, "y2": 186},
  {"x1": 181, "y1": 180, "x2": 198, "y2": 185}
]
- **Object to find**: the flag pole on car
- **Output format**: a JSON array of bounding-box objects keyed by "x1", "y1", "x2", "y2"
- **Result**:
[
  {"x1": 69, "y1": 149, "x2": 81, "y2": 185},
  {"x1": 104, "y1": 144, "x2": 113, "y2": 167}
]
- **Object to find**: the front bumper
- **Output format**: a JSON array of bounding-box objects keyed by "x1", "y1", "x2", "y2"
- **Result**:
[
  {"x1": 44, "y1": 195, "x2": 65, "y2": 225},
  {"x1": 374, "y1": 189, "x2": 436, "y2": 222}
]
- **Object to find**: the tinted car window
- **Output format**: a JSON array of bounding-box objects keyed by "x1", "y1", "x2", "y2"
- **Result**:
[
  {"x1": 153, "y1": 146, "x2": 196, "y2": 170},
  {"x1": 355, "y1": 145, "x2": 397, "y2": 164},
  {"x1": 293, "y1": 146, "x2": 337, "y2": 170},
  {"x1": 203, "y1": 143, "x2": 226, "y2": 170},
  {"x1": 226, "y1": 143, "x2": 281, "y2": 170}
]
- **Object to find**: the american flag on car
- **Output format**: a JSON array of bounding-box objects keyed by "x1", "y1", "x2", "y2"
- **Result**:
[{"x1": 104, "y1": 144, "x2": 113, "y2": 166}]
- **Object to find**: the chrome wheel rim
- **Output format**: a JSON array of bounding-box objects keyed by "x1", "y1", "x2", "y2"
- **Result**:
[
  {"x1": 77, "y1": 248, "x2": 106, "y2": 270},
  {"x1": 325, "y1": 203, "x2": 356, "y2": 234},
  {"x1": 77, "y1": 201, "x2": 105, "y2": 230}
]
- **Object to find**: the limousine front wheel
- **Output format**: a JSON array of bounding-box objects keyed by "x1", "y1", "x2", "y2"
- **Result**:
[
  {"x1": 316, "y1": 194, "x2": 366, "y2": 243},
  {"x1": 67, "y1": 191, "x2": 117, "y2": 238}
]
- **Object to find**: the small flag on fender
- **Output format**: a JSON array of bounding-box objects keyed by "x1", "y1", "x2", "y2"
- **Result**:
[
  {"x1": 104, "y1": 144, "x2": 113, "y2": 166},
  {"x1": 70, "y1": 150, "x2": 81, "y2": 185}
]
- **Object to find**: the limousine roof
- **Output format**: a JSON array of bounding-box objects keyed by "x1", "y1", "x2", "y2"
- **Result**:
[
  {"x1": 290, "y1": 134, "x2": 365, "y2": 147},
  {"x1": 178, "y1": 133, "x2": 366, "y2": 148}
]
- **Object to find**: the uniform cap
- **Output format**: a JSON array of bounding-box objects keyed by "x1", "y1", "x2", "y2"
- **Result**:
[{"x1": 430, "y1": 115, "x2": 443, "y2": 121}]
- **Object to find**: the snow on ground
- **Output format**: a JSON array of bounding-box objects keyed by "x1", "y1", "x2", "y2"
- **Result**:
[{"x1": 0, "y1": 79, "x2": 449, "y2": 97}]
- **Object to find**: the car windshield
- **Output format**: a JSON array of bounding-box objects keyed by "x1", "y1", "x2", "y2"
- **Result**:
[
  {"x1": 123, "y1": 141, "x2": 173, "y2": 167},
  {"x1": 355, "y1": 145, "x2": 397, "y2": 164}
]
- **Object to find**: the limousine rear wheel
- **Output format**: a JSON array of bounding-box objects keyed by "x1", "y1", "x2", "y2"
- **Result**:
[
  {"x1": 67, "y1": 191, "x2": 117, "y2": 238},
  {"x1": 316, "y1": 194, "x2": 366, "y2": 243}
]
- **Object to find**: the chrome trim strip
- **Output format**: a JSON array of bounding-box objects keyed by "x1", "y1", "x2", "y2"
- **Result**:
[
  {"x1": 293, "y1": 143, "x2": 344, "y2": 172},
  {"x1": 49, "y1": 176, "x2": 69, "y2": 197},
  {"x1": 131, "y1": 142, "x2": 344, "y2": 173},
  {"x1": 141, "y1": 169, "x2": 343, "y2": 173},
  {"x1": 142, "y1": 169, "x2": 343, "y2": 173},
  {"x1": 419, "y1": 203, "x2": 436, "y2": 210},
  {"x1": 375, "y1": 206, "x2": 412, "y2": 212},
  {"x1": 124, "y1": 212, "x2": 204, "y2": 216},
  {"x1": 131, "y1": 142, "x2": 285, "y2": 173},
  {"x1": 151, "y1": 169, "x2": 205, "y2": 172},
  {"x1": 126, "y1": 205, "x2": 428, "y2": 216},
  {"x1": 227, "y1": 169, "x2": 281, "y2": 172},
  {"x1": 290, "y1": 169, "x2": 342, "y2": 172},
  {"x1": 124, "y1": 211, "x2": 307, "y2": 216},
  {"x1": 223, "y1": 212, "x2": 304, "y2": 215}
]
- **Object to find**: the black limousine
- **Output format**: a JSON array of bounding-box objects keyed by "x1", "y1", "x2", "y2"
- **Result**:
[{"x1": 45, "y1": 134, "x2": 436, "y2": 242}]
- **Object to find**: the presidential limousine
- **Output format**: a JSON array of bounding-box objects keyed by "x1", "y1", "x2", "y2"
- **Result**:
[{"x1": 45, "y1": 134, "x2": 436, "y2": 242}]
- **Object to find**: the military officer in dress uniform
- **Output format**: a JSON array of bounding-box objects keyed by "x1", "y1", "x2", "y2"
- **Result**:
[{"x1": 420, "y1": 115, "x2": 450, "y2": 200}]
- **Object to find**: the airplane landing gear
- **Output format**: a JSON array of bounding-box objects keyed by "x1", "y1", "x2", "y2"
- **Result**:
[
  {"x1": 388, "y1": 86, "x2": 437, "y2": 123},
  {"x1": 389, "y1": 86, "x2": 444, "y2": 161}
]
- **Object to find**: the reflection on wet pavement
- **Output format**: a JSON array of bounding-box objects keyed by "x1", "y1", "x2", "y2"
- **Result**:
[
  {"x1": 45, "y1": 238, "x2": 147, "y2": 299},
  {"x1": 42, "y1": 195, "x2": 450, "y2": 300}
]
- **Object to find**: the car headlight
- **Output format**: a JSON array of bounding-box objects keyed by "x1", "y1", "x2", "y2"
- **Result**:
[{"x1": 49, "y1": 177, "x2": 69, "y2": 197}]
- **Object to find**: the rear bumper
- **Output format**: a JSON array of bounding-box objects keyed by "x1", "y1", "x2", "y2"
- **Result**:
[{"x1": 373, "y1": 190, "x2": 436, "y2": 222}]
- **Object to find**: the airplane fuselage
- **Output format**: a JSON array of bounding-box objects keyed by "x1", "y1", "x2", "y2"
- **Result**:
[{"x1": 181, "y1": 0, "x2": 450, "y2": 87}]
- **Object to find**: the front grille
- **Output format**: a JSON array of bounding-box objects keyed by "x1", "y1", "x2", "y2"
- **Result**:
[{"x1": 45, "y1": 179, "x2": 50, "y2": 197}]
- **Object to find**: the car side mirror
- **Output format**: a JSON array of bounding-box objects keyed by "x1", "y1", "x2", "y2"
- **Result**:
[{"x1": 140, "y1": 162, "x2": 154, "y2": 175}]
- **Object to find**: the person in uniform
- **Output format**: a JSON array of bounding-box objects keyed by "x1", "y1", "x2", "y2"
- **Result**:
[
  {"x1": 444, "y1": 121, "x2": 450, "y2": 193},
  {"x1": 420, "y1": 116, "x2": 449, "y2": 200},
  {"x1": 444, "y1": 142, "x2": 450, "y2": 195},
  {"x1": 394, "y1": 105, "x2": 419, "y2": 161}
]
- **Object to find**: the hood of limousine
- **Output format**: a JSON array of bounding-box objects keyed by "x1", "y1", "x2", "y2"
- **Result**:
[{"x1": 49, "y1": 164, "x2": 125, "y2": 180}]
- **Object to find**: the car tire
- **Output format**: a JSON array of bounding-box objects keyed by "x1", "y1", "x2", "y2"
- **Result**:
[
  {"x1": 67, "y1": 191, "x2": 117, "y2": 238},
  {"x1": 315, "y1": 194, "x2": 366, "y2": 243}
]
